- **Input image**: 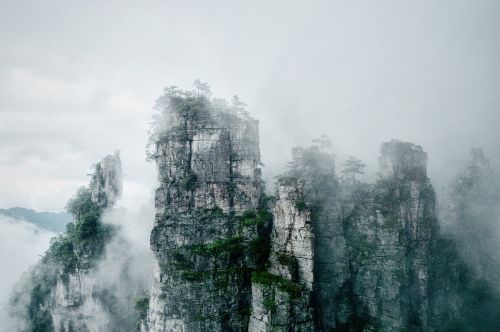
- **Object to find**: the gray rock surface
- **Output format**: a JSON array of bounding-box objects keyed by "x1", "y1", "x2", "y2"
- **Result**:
[
  {"x1": 10, "y1": 153, "x2": 124, "y2": 332},
  {"x1": 248, "y1": 180, "x2": 314, "y2": 332},
  {"x1": 146, "y1": 94, "x2": 263, "y2": 332},
  {"x1": 340, "y1": 140, "x2": 437, "y2": 330},
  {"x1": 51, "y1": 153, "x2": 123, "y2": 331}
]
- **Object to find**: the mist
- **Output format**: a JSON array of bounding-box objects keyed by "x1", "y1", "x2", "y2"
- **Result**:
[
  {"x1": 1, "y1": 0, "x2": 499, "y2": 212},
  {"x1": 0, "y1": 216, "x2": 55, "y2": 330},
  {"x1": 1, "y1": 0, "x2": 500, "y2": 331}
]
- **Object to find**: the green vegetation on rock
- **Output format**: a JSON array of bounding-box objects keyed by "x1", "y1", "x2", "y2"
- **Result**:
[{"x1": 251, "y1": 271, "x2": 301, "y2": 298}]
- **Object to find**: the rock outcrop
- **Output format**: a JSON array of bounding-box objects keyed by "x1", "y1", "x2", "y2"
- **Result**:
[
  {"x1": 12, "y1": 86, "x2": 500, "y2": 332},
  {"x1": 265, "y1": 140, "x2": 438, "y2": 331},
  {"x1": 248, "y1": 180, "x2": 314, "y2": 331},
  {"x1": 90, "y1": 152, "x2": 123, "y2": 208},
  {"x1": 10, "y1": 153, "x2": 124, "y2": 332},
  {"x1": 145, "y1": 87, "x2": 486, "y2": 332},
  {"x1": 146, "y1": 91, "x2": 265, "y2": 331},
  {"x1": 445, "y1": 148, "x2": 500, "y2": 286},
  {"x1": 340, "y1": 140, "x2": 437, "y2": 331},
  {"x1": 51, "y1": 153, "x2": 123, "y2": 331}
]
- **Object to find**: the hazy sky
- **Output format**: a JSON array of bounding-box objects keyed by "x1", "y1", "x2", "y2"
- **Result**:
[{"x1": 1, "y1": 0, "x2": 499, "y2": 211}]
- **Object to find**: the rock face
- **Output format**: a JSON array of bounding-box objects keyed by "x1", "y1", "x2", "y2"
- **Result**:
[
  {"x1": 10, "y1": 76, "x2": 500, "y2": 332},
  {"x1": 248, "y1": 180, "x2": 314, "y2": 331},
  {"x1": 13, "y1": 87, "x2": 500, "y2": 331},
  {"x1": 10, "y1": 153, "x2": 124, "y2": 332},
  {"x1": 50, "y1": 153, "x2": 123, "y2": 332},
  {"x1": 446, "y1": 148, "x2": 500, "y2": 286},
  {"x1": 264, "y1": 141, "x2": 438, "y2": 331},
  {"x1": 274, "y1": 146, "x2": 345, "y2": 331},
  {"x1": 90, "y1": 151, "x2": 123, "y2": 208},
  {"x1": 146, "y1": 93, "x2": 264, "y2": 331},
  {"x1": 146, "y1": 94, "x2": 460, "y2": 332},
  {"x1": 340, "y1": 140, "x2": 437, "y2": 331}
]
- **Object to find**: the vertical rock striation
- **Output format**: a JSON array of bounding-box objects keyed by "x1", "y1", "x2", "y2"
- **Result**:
[
  {"x1": 261, "y1": 145, "x2": 346, "y2": 331},
  {"x1": 267, "y1": 140, "x2": 439, "y2": 331},
  {"x1": 10, "y1": 153, "x2": 123, "y2": 332},
  {"x1": 90, "y1": 152, "x2": 123, "y2": 208},
  {"x1": 147, "y1": 91, "x2": 264, "y2": 331},
  {"x1": 340, "y1": 140, "x2": 437, "y2": 331},
  {"x1": 249, "y1": 179, "x2": 314, "y2": 331}
]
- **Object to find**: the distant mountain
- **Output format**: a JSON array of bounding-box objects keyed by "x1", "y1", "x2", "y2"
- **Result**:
[{"x1": 0, "y1": 207, "x2": 71, "y2": 233}]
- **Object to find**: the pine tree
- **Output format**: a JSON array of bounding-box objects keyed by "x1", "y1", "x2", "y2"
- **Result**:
[{"x1": 342, "y1": 156, "x2": 366, "y2": 184}]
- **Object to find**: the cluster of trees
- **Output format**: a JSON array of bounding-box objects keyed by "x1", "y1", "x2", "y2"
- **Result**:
[
  {"x1": 285, "y1": 135, "x2": 366, "y2": 186},
  {"x1": 147, "y1": 80, "x2": 250, "y2": 160},
  {"x1": 10, "y1": 183, "x2": 115, "y2": 331},
  {"x1": 48, "y1": 186, "x2": 114, "y2": 274}
]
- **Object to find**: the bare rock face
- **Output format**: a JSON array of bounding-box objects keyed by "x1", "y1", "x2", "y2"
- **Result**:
[
  {"x1": 90, "y1": 151, "x2": 123, "y2": 208},
  {"x1": 340, "y1": 140, "x2": 437, "y2": 331},
  {"x1": 379, "y1": 139, "x2": 428, "y2": 180},
  {"x1": 268, "y1": 140, "x2": 438, "y2": 331},
  {"x1": 146, "y1": 94, "x2": 264, "y2": 332},
  {"x1": 249, "y1": 180, "x2": 314, "y2": 331},
  {"x1": 51, "y1": 153, "x2": 123, "y2": 331}
]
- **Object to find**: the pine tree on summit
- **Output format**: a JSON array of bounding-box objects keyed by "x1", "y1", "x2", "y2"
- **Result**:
[{"x1": 342, "y1": 156, "x2": 366, "y2": 184}]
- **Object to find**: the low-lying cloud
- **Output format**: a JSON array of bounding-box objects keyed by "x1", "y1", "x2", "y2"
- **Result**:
[{"x1": 0, "y1": 216, "x2": 55, "y2": 331}]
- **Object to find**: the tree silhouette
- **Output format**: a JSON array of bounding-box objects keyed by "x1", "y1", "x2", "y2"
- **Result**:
[
  {"x1": 193, "y1": 79, "x2": 211, "y2": 97},
  {"x1": 342, "y1": 156, "x2": 366, "y2": 184}
]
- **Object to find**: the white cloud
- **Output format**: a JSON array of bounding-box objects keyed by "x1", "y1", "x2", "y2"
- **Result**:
[{"x1": 0, "y1": 216, "x2": 55, "y2": 331}]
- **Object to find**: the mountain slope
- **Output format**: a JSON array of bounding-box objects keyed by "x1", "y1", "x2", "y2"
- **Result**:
[{"x1": 0, "y1": 208, "x2": 71, "y2": 233}]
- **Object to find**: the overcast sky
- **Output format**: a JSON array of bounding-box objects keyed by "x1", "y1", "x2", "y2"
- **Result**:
[{"x1": 1, "y1": 0, "x2": 499, "y2": 212}]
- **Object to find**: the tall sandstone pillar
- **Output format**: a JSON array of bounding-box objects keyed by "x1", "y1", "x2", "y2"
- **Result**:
[
  {"x1": 340, "y1": 140, "x2": 438, "y2": 330},
  {"x1": 146, "y1": 95, "x2": 263, "y2": 332}
]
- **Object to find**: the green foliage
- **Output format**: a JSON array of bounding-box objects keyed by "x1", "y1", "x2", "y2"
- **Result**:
[
  {"x1": 263, "y1": 297, "x2": 277, "y2": 312},
  {"x1": 249, "y1": 236, "x2": 270, "y2": 268},
  {"x1": 26, "y1": 282, "x2": 55, "y2": 332},
  {"x1": 170, "y1": 250, "x2": 193, "y2": 270},
  {"x1": 342, "y1": 156, "x2": 366, "y2": 184},
  {"x1": 134, "y1": 296, "x2": 150, "y2": 319},
  {"x1": 180, "y1": 172, "x2": 198, "y2": 191},
  {"x1": 47, "y1": 235, "x2": 77, "y2": 274},
  {"x1": 294, "y1": 200, "x2": 308, "y2": 212},
  {"x1": 181, "y1": 270, "x2": 207, "y2": 282},
  {"x1": 66, "y1": 187, "x2": 100, "y2": 218},
  {"x1": 148, "y1": 82, "x2": 250, "y2": 159},
  {"x1": 239, "y1": 209, "x2": 272, "y2": 227},
  {"x1": 63, "y1": 187, "x2": 114, "y2": 264},
  {"x1": 251, "y1": 271, "x2": 301, "y2": 298},
  {"x1": 200, "y1": 206, "x2": 225, "y2": 221},
  {"x1": 192, "y1": 236, "x2": 244, "y2": 257},
  {"x1": 9, "y1": 261, "x2": 59, "y2": 332},
  {"x1": 276, "y1": 253, "x2": 297, "y2": 269},
  {"x1": 281, "y1": 145, "x2": 338, "y2": 216}
]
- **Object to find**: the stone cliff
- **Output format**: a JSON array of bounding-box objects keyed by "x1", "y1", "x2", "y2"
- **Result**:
[
  {"x1": 12, "y1": 86, "x2": 500, "y2": 332},
  {"x1": 339, "y1": 141, "x2": 437, "y2": 331},
  {"x1": 248, "y1": 179, "x2": 315, "y2": 331},
  {"x1": 144, "y1": 87, "x2": 500, "y2": 332},
  {"x1": 10, "y1": 153, "x2": 126, "y2": 331},
  {"x1": 146, "y1": 90, "x2": 266, "y2": 331},
  {"x1": 251, "y1": 141, "x2": 437, "y2": 331}
]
